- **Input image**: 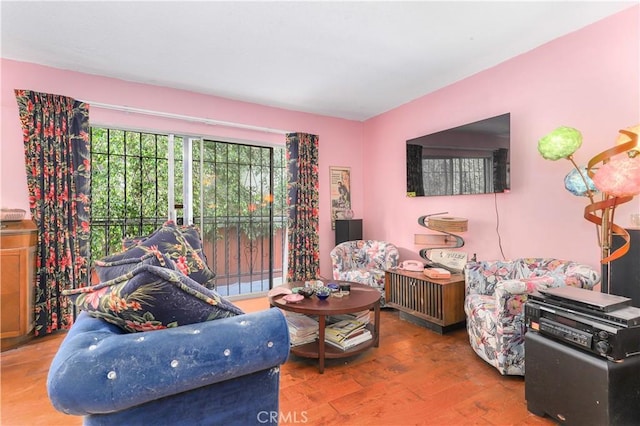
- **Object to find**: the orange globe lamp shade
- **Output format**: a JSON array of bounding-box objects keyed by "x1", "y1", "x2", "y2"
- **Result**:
[{"x1": 616, "y1": 124, "x2": 639, "y2": 154}]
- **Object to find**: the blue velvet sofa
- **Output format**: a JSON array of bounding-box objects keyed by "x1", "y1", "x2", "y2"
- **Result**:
[{"x1": 47, "y1": 308, "x2": 290, "y2": 425}]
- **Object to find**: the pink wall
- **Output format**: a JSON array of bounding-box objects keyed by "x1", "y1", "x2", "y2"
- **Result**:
[
  {"x1": 363, "y1": 6, "x2": 640, "y2": 270},
  {"x1": 0, "y1": 59, "x2": 363, "y2": 278},
  {"x1": 2, "y1": 6, "x2": 638, "y2": 277}
]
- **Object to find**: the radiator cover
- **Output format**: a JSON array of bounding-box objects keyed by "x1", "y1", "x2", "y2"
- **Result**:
[{"x1": 385, "y1": 269, "x2": 465, "y2": 334}]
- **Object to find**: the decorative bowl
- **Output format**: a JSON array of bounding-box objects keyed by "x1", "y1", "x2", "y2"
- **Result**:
[
  {"x1": 298, "y1": 287, "x2": 315, "y2": 298},
  {"x1": 327, "y1": 283, "x2": 340, "y2": 292},
  {"x1": 315, "y1": 288, "x2": 331, "y2": 300}
]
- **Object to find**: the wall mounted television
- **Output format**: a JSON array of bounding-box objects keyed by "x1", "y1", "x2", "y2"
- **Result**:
[{"x1": 406, "y1": 113, "x2": 510, "y2": 197}]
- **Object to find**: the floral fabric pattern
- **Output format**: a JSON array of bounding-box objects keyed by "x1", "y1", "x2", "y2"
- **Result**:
[
  {"x1": 97, "y1": 221, "x2": 216, "y2": 289},
  {"x1": 122, "y1": 223, "x2": 209, "y2": 264},
  {"x1": 464, "y1": 258, "x2": 600, "y2": 375},
  {"x1": 63, "y1": 253, "x2": 243, "y2": 333},
  {"x1": 15, "y1": 90, "x2": 91, "y2": 335},
  {"x1": 286, "y1": 133, "x2": 320, "y2": 281},
  {"x1": 330, "y1": 240, "x2": 400, "y2": 304}
]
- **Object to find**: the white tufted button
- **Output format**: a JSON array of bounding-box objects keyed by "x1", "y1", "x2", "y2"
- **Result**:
[
  {"x1": 170, "y1": 360, "x2": 179, "y2": 368},
  {"x1": 136, "y1": 336, "x2": 145, "y2": 342},
  {"x1": 267, "y1": 341, "x2": 274, "y2": 348},
  {"x1": 107, "y1": 371, "x2": 117, "y2": 380},
  {"x1": 88, "y1": 344, "x2": 97, "y2": 351},
  {"x1": 223, "y1": 349, "x2": 231, "y2": 356},
  {"x1": 240, "y1": 320, "x2": 248, "y2": 326},
  {"x1": 192, "y1": 329, "x2": 201, "y2": 334}
]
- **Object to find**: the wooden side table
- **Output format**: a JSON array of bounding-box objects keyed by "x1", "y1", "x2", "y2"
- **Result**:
[
  {"x1": 269, "y1": 280, "x2": 380, "y2": 373},
  {"x1": 385, "y1": 268, "x2": 465, "y2": 334}
]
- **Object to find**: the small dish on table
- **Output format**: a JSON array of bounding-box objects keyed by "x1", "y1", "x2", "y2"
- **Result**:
[{"x1": 282, "y1": 294, "x2": 304, "y2": 303}]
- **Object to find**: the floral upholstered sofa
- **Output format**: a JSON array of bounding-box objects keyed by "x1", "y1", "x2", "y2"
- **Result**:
[
  {"x1": 330, "y1": 240, "x2": 400, "y2": 305},
  {"x1": 464, "y1": 258, "x2": 600, "y2": 376}
]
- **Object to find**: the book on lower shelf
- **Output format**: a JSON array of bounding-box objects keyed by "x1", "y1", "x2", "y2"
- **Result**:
[
  {"x1": 325, "y1": 329, "x2": 372, "y2": 350},
  {"x1": 285, "y1": 313, "x2": 318, "y2": 347},
  {"x1": 324, "y1": 319, "x2": 372, "y2": 350},
  {"x1": 327, "y1": 310, "x2": 371, "y2": 325}
]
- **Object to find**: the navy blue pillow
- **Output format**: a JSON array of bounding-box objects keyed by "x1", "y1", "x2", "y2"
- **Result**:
[
  {"x1": 64, "y1": 260, "x2": 243, "y2": 333},
  {"x1": 94, "y1": 251, "x2": 173, "y2": 283},
  {"x1": 122, "y1": 223, "x2": 209, "y2": 265},
  {"x1": 97, "y1": 222, "x2": 216, "y2": 289}
]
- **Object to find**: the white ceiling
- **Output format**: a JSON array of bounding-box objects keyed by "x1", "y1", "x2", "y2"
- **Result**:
[{"x1": 1, "y1": 1, "x2": 636, "y2": 121}]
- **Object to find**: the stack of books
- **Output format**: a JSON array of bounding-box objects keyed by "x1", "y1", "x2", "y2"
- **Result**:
[
  {"x1": 327, "y1": 309, "x2": 371, "y2": 325},
  {"x1": 324, "y1": 319, "x2": 372, "y2": 350},
  {"x1": 285, "y1": 313, "x2": 318, "y2": 347}
]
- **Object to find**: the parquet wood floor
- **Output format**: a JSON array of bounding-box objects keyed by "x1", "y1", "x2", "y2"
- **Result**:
[{"x1": 1, "y1": 297, "x2": 555, "y2": 425}]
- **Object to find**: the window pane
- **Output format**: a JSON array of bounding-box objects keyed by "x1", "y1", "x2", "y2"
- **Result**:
[{"x1": 90, "y1": 127, "x2": 286, "y2": 297}]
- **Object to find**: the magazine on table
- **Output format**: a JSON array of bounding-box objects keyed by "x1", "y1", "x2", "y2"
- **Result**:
[
  {"x1": 324, "y1": 319, "x2": 367, "y2": 344},
  {"x1": 327, "y1": 310, "x2": 370, "y2": 325},
  {"x1": 325, "y1": 329, "x2": 372, "y2": 350},
  {"x1": 285, "y1": 313, "x2": 318, "y2": 347}
]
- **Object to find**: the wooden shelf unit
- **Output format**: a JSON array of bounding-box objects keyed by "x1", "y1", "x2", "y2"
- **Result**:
[
  {"x1": 385, "y1": 268, "x2": 465, "y2": 334},
  {"x1": 1, "y1": 220, "x2": 37, "y2": 351}
]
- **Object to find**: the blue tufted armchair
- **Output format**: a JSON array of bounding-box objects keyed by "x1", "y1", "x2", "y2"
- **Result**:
[
  {"x1": 464, "y1": 258, "x2": 600, "y2": 376},
  {"x1": 47, "y1": 308, "x2": 290, "y2": 426},
  {"x1": 330, "y1": 240, "x2": 400, "y2": 305}
]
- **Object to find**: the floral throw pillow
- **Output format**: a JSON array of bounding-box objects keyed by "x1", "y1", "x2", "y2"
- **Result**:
[
  {"x1": 98, "y1": 222, "x2": 216, "y2": 289},
  {"x1": 63, "y1": 260, "x2": 244, "y2": 333},
  {"x1": 94, "y1": 251, "x2": 174, "y2": 283},
  {"x1": 122, "y1": 223, "x2": 209, "y2": 265}
]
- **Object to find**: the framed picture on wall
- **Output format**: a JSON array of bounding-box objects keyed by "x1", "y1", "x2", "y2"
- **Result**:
[{"x1": 329, "y1": 166, "x2": 352, "y2": 230}]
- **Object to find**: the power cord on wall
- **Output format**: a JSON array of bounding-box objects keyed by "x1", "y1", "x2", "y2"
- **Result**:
[{"x1": 494, "y1": 192, "x2": 507, "y2": 261}]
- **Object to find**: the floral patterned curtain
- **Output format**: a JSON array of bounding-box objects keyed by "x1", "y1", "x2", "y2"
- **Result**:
[
  {"x1": 15, "y1": 90, "x2": 91, "y2": 335},
  {"x1": 286, "y1": 132, "x2": 319, "y2": 281}
]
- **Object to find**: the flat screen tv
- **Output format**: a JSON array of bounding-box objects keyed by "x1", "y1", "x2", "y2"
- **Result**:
[{"x1": 406, "y1": 113, "x2": 510, "y2": 197}]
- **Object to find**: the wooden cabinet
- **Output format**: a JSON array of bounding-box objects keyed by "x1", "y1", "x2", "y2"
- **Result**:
[
  {"x1": 1, "y1": 220, "x2": 37, "y2": 351},
  {"x1": 385, "y1": 268, "x2": 465, "y2": 334}
]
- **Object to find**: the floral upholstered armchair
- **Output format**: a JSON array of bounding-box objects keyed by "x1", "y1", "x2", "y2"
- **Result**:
[
  {"x1": 464, "y1": 258, "x2": 600, "y2": 376},
  {"x1": 330, "y1": 240, "x2": 400, "y2": 305}
]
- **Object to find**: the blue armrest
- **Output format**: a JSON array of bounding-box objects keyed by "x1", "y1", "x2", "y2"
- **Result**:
[{"x1": 48, "y1": 308, "x2": 290, "y2": 415}]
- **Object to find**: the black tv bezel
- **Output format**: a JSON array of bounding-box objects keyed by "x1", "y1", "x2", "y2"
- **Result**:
[{"x1": 406, "y1": 113, "x2": 511, "y2": 197}]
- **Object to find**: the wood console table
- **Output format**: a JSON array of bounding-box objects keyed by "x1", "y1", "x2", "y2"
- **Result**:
[
  {"x1": 385, "y1": 268, "x2": 465, "y2": 334},
  {"x1": 1, "y1": 220, "x2": 37, "y2": 351}
]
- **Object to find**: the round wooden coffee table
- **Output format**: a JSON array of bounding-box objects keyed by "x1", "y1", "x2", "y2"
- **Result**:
[{"x1": 269, "y1": 280, "x2": 381, "y2": 373}]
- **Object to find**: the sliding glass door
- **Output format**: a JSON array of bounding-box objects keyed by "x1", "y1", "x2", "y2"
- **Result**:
[{"x1": 90, "y1": 127, "x2": 286, "y2": 296}]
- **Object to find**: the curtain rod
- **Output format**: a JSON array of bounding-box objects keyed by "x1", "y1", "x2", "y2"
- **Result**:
[{"x1": 82, "y1": 100, "x2": 291, "y2": 135}]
